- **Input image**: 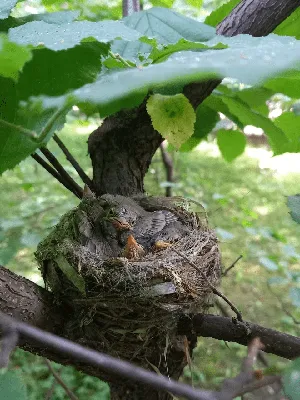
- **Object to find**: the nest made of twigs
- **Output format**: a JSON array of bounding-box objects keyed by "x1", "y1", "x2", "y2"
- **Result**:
[{"x1": 35, "y1": 194, "x2": 221, "y2": 366}]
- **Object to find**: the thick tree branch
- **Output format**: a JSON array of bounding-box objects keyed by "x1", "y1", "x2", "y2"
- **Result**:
[{"x1": 186, "y1": 314, "x2": 300, "y2": 360}]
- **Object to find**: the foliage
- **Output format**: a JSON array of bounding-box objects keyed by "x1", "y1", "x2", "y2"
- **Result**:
[
  {"x1": 0, "y1": 369, "x2": 27, "y2": 400},
  {"x1": 283, "y1": 357, "x2": 300, "y2": 400},
  {"x1": 1, "y1": 3, "x2": 300, "y2": 173}
]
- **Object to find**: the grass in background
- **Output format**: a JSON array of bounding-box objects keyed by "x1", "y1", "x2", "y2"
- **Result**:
[{"x1": 1, "y1": 123, "x2": 300, "y2": 396}]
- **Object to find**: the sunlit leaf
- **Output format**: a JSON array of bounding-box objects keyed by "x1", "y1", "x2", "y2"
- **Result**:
[
  {"x1": 112, "y1": 7, "x2": 216, "y2": 60},
  {"x1": 205, "y1": 0, "x2": 240, "y2": 27},
  {"x1": 147, "y1": 93, "x2": 196, "y2": 149},
  {"x1": 0, "y1": 34, "x2": 32, "y2": 81},
  {"x1": 275, "y1": 7, "x2": 300, "y2": 39},
  {"x1": 9, "y1": 19, "x2": 141, "y2": 51},
  {"x1": 0, "y1": 0, "x2": 18, "y2": 19},
  {"x1": 217, "y1": 129, "x2": 246, "y2": 162}
]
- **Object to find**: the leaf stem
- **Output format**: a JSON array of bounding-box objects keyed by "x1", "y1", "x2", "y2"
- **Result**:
[{"x1": 0, "y1": 118, "x2": 37, "y2": 140}]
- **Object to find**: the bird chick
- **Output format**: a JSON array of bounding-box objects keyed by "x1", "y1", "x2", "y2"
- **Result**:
[{"x1": 123, "y1": 234, "x2": 145, "y2": 260}]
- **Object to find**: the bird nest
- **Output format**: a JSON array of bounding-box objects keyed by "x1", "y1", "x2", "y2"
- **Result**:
[{"x1": 35, "y1": 194, "x2": 221, "y2": 368}]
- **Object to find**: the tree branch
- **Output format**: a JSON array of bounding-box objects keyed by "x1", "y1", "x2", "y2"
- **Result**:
[
  {"x1": 31, "y1": 153, "x2": 81, "y2": 199},
  {"x1": 53, "y1": 134, "x2": 94, "y2": 191},
  {"x1": 186, "y1": 314, "x2": 300, "y2": 360},
  {"x1": 160, "y1": 141, "x2": 174, "y2": 197},
  {"x1": 39, "y1": 147, "x2": 83, "y2": 198}
]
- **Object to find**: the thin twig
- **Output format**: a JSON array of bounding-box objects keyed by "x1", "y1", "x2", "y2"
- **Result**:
[
  {"x1": 172, "y1": 248, "x2": 243, "y2": 321},
  {"x1": 39, "y1": 147, "x2": 83, "y2": 198},
  {"x1": 160, "y1": 141, "x2": 174, "y2": 197},
  {"x1": 235, "y1": 375, "x2": 282, "y2": 397},
  {"x1": 53, "y1": 134, "x2": 94, "y2": 190},
  {"x1": 222, "y1": 255, "x2": 243, "y2": 276},
  {"x1": 44, "y1": 359, "x2": 79, "y2": 400},
  {"x1": 31, "y1": 153, "x2": 81, "y2": 199}
]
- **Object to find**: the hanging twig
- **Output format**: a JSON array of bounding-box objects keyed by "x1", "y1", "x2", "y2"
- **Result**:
[
  {"x1": 53, "y1": 134, "x2": 94, "y2": 191},
  {"x1": 171, "y1": 248, "x2": 243, "y2": 321},
  {"x1": 39, "y1": 147, "x2": 83, "y2": 198},
  {"x1": 222, "y1": 255, "x2": 243, "y2": 276},
  {"x1": 160, "y1": 141, "x2": 174, "y2": 197},
  {"x1": 31, "y1": 153, "x2": 82, "y2": 199},
  {"x1": 44, "y1": 359, "x2": 79, "y2": 400}
]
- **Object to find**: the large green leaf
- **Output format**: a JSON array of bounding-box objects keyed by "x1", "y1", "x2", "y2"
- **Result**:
[
  {"x1": 0, "y1": 370, "x2": 27, "y2": 400},
  {"x1": 264, "y1": 70, "x2": 300, "y2": 99},
  {"x1": 37, "y1": 34, "x2": 300, "y2": 120},
  {"x1": 0, "y1": 11, "x2": 80, "y2": 33},
  {"x1": 274, "y1": 112, "x2": 300, "y2": 152},
  {"x1": 235, "y1": 87, "x2": 274, "y2": 116},
  {"x1": 9, "y1": 19, "x2": 141, "y2": 50},
  {"x1": 205, "y1": 0, "x2": 240, "y2": 27},
  {"x1": 180, "y1": 104, "x2": 219, "y2": 151},
  {"x1": 112, "y1": 7, "x2": 216, "y2": 60},
  {"x1": 287, "y1": 194, "x2": 300, "y2": 224},
  {"x1": 18, "y1": 42, "x2": 106, "y2": 99},
  {"x1": 0, "y1": 0, "x2": 18, "y2": 19},
  {"x1": 217, "y1": 129, "x2": 247, "y2": 162},
  {"x1": 0, "y1": 78, "x2": 70, "y2": 174},
  {"x1": 275, "y1": 7, "x2": 300, "y2": 39},
  {"x1": 0, "y1": 34, "x2": 31, "y2": 80},
  {"x1": 221, "y1": 96, "x2": 287, "y2": 154},
  {"x1": 283, "y1": 358, "x2": 300, "y2": 400}
]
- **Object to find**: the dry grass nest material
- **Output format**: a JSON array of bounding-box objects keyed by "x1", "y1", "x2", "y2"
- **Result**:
[{"x1": 35, "y1": 194, "x2": 221, "y2": 364}]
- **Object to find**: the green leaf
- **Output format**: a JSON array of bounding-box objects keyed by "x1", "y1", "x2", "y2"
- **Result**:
[
  {"x1": 0, "y1": 11, "x2": 80, "y2": 33},
  {"x1": 283, "y1": 357, "x2": 300, "y2": 400},
  {"x1": 40, "y1": 34, "x2": 300, "y2": 119},
  {"x1": 112, "y1": 7, "x2": 216, "y2": 60},
  {"x1": 264, "y1": 70, "x2": 300, "y2": 99},
  {"x1": 9, "y1": 19, "x2": 141, "y2": 51},
  {"x1": 205, "y1": 0, "x2": 240, "y2": 27},
  {"x1": 0, "y1": 34, "x2": 31, "y2": 81},
  {"x1": 149, "y1": 38, "x2": 227, "y2": 64},
  {"x1": 217, "y1": 129, "x2": 246, "y2": 162},
  {"x1": 0, "y1": 0, "x2": 18, "y2": 19},
  {"x1": 18, "y1": 42, "x2": 106, "y2": 99},
  {"x1": 287, "y1": 194, "x2": 300, "y2": 224},
  {"x1": 235, "y1": 87, "x2": 274, "y2": 116},
  {"x1": 275, "y1": 8, "x2": 300, "y2": 39},
  {"x1": 180, "y1": 104, "x2": 219, "y2": 151},
  {"x1": 259, "y1": 256, "x2": 278, "y2": 271},
  {"x1": 146, "y1": 93, "x2": 196, "y2": 149},
  {"x1": 186, "y1": 0, "x2": 203, "y2": 6},
  {"x1": 289, "y1": 287, "x2": 300, "y2": 307},
  {"x1": 274, "y1": 112, "x2": 300, "y2": 152},
  {"x1": 0, "y1": 370, "x2": 27, "y2": 400},
  {"x1": 221, "y1": 96, "x2": 287, "y2": 154},
  {"x1": 55, "y1": 255, "x2": 86, "y2": 295},
  {"x1": 0, "y1": 88, "x2": 70, "y2": 174}
]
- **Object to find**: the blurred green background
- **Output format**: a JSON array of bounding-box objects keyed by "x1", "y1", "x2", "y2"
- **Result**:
[{"x1": 1, "y1": 0, "x2": 300, "y2": 399}]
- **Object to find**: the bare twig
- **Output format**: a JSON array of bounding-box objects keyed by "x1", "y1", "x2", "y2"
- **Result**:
[
  {"x1": 44, "y1": 359, "x2": 79, "y2": 400},
  {"x1": 172, "y1": 248, "x2": 243, "y2": 321},
  {"x1": 39, "y1": 147, "x2": 83, "y2": 198},
  {"x1": 222, "y1": 255, "x2": 243, "y2": 276},
  {"x1": 235, "y1": 375, "x2": 282, "y2": 397},
  {"x1": 160, "y1": 141, "x2": 174, "y2": 197},
  {"x1": 31, "y1": 153, "x2": 81, "y2": 199},
  {"x1": 53, "y1": 134, "x2": 94, "y2": 191}
]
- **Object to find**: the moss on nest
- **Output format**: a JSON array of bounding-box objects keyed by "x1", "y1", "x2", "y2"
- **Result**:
[{"x1": 35, "y1": 194, "x2": 221, "y2": 367}]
